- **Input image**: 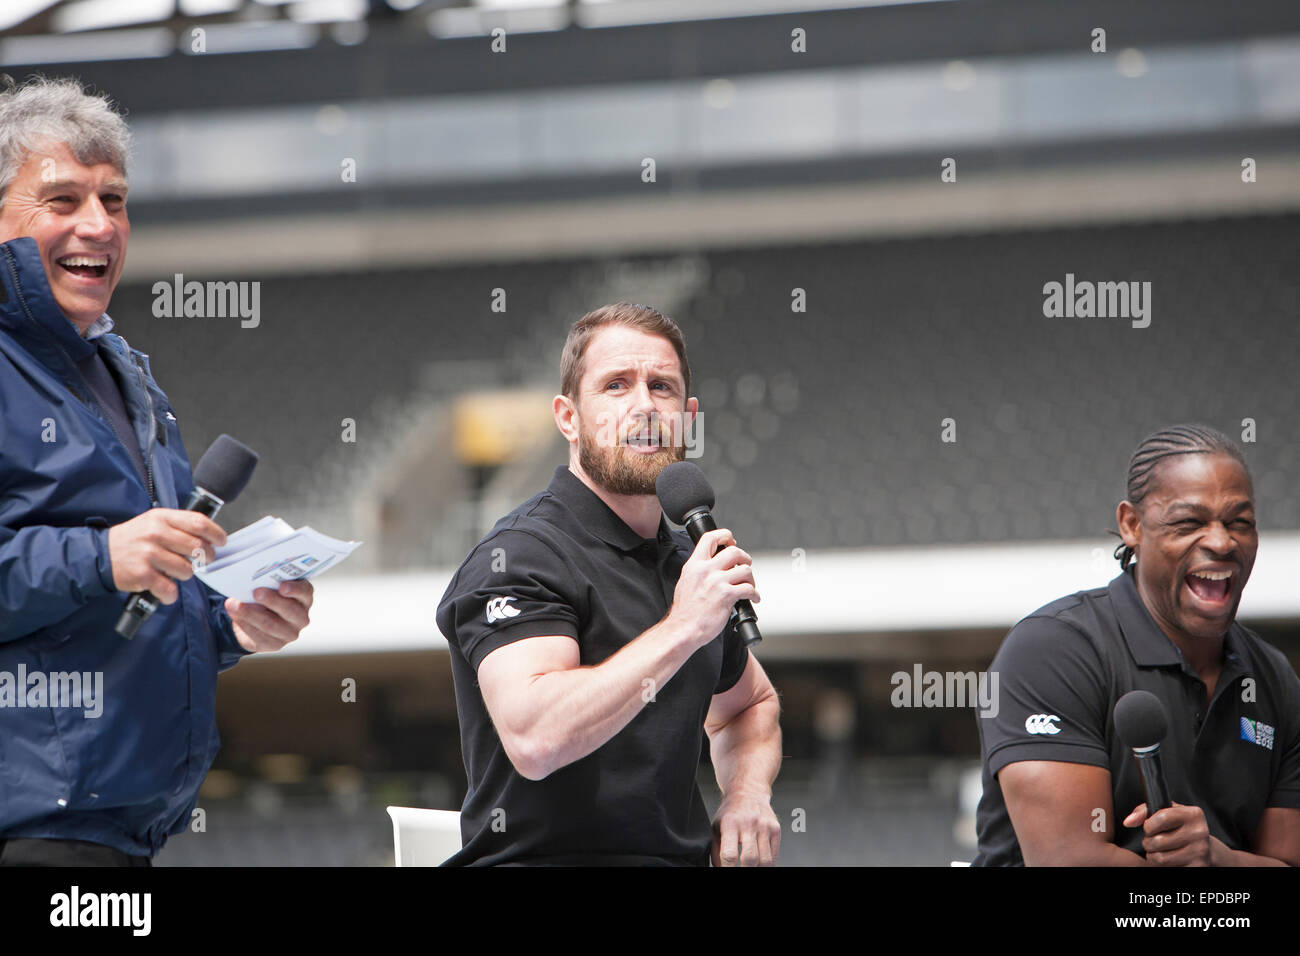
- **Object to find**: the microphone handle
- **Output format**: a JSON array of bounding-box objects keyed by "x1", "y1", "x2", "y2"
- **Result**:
[
  {"x1": 114, "y1": 488, "x2": 223, "y2": 639},
  {"x1": 682, "y1": 509, "x2": 762, "y2": 647},
  {"x1": 183, "y1": 487, "x2": 224, "y2": 520},
  {"x1": 1133, "y1": 747, "x2": 1171, "y2": 813}
]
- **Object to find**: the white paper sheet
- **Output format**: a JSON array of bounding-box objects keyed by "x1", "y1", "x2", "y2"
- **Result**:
[{"x1": 195, "y1": 516, "x2": 362, "y2": 602}]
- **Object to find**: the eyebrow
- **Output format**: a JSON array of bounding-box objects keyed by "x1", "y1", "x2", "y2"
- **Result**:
[
  {"x1": 598, "y1": 366, "x2": 683, "y2": 387},
  {"x1": 1164, "y1": 500, "x2": 1254, "y2": 514},
  {"x1": 39, "y1": 180, "x2": 129, "y2": 194}
]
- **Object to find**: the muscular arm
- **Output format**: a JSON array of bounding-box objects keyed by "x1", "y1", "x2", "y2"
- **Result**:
[
  {"x1": 998, "y1": 760, "x2": 1146, "y2": 866},
  {"x1": 476, "y1": 619, "x2": 701, "y2": 781},
  {"x1": 705, "y1": 655, "x2": 781, "y2": 803},
  {"x1": 1248, "y1": 807, "x2": 1300, "y2": 866},
  {"x1": 473, "y1": 528, "x2": 759, "y2": 780},
  {"x1": 1002, "y1": 761, "x2": 1300, "y2": 866},
  {"x1": 704, "y1": 654, "x2": 783, "y2": 866},
  {"x1": 473, "y1": 527, "x2": 758, "y2": 781}
]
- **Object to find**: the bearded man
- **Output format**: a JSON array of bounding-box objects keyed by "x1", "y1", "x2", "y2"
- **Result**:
[{"x1": 436, "y1": 302, "x2": 782, "y2": 866}]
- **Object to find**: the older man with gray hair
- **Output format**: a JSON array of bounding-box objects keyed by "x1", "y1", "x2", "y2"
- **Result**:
[{"x1": 0, "y1": 75, "x2": 313, "y2": 866}]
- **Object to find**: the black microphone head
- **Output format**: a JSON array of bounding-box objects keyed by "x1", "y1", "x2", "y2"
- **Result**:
[
  {"x1": 1113, "y1": 690, "x2": 1169, "y2": 750},
  {"x1": 193, "y1": 434, "x2": 259, "y2": 503},
  {"x1": 656, "y1": 461, "x2": 715, "y2": 525}
]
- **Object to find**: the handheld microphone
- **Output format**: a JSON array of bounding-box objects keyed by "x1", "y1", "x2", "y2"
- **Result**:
[
  {"x1": 115, "y1": 434, "x2": 259, "y2": 639},
  {"x1": 655, "y1": 461, "x2": 761, "y2": 647},
  {"x1": 1113, "y1": 689, "x2": 1172, "y2": 814}
]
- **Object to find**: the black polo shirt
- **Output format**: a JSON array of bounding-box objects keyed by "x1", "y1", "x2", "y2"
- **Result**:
[
  {"x1": 435, "y1": 465, "x2": 750, "y2": 866},
  {"x1": 974, "y1": 566, "x2": 1300, "y2": 866}
]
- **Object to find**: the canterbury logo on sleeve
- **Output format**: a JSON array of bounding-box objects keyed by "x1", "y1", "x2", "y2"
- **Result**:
[
  {"x1": 1024, "y1": 713, "x2": 1062, "y2": 735},
  {"x1": 485, "y1": 596, "x2": 521, "y2": 624}
]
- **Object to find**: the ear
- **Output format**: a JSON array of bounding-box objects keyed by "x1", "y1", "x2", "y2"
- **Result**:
[
  {"x1": 553, "y1": 393, "x2": 579, "y2": 444},
  {"x1": 1117, "y1": 500, "x2": 1141, "y2": 550},
  {"x1": 685, "y1": 395, "x2": 698, "y2": 423}
]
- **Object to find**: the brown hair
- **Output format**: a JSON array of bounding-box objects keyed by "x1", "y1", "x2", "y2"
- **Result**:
[{"x1": 560, "y1": 302, "x2": 691, "y2": 400}]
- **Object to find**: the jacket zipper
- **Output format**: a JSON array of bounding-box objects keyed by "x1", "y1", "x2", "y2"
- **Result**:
[{"x1": 130, "y1": 353, "x2": 158, "y2": 505}]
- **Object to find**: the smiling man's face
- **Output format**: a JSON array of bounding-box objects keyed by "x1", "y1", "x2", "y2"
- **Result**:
[
  {"x1": 1118, "y1": 452, "x2": 1258, "y2": 645},
  {"x1": 0, "y1": 140, "x2": 129, "y2": 334}
]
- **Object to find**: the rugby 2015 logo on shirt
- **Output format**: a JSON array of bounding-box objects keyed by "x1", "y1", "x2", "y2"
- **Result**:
[
  {"x1": 1240, "y1": 717, "x2": 1275, "y2": 751},
  {"x1": 485, "y1": 596, "x2": 520, "y2": 624}
]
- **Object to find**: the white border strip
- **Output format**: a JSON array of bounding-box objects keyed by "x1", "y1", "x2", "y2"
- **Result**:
[{"x1": 278, "y1": 532, "x2": 1300, "y2": 656}]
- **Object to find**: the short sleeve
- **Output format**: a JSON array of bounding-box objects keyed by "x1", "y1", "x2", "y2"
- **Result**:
[
  {"x1": 435, "y1": 529, "x2": 580, "y2": 672},
  {"x1": 713, "y1": 619, "x2": 750, "y2": 695},
  {"x1": 1266, "y1": 656, "x2": 1300, "y2": 810},
  {"x1": 979, "y1": 615, "x2": 1111, "y2": 778}
]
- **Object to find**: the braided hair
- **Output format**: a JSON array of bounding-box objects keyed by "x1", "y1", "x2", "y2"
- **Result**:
[{"x1": 1113, "y1": 424, "x2": 1250, "y2": 568}]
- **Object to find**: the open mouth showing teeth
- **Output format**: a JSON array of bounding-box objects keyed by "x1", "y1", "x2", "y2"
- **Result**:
[
  {"x1": 56, "y1": 255, "x2": 109, "y2": 278},
  {"x1": 1186, "y1": 569, "x2": 1232, "y2": 603}
]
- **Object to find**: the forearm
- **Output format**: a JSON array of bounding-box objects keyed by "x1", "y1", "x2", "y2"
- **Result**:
[
  {"x1": 1212, "y1": 839, "x2": 1291, "y2": 867},
  {"x1": 1016, "y1": 824, "x2": 1148, "y2": 866},
  {"x1": 709, "y1": 695, "x2": 782, "y2": 799},
  {"x1": 1029, "y1": 842, "x2": 1148, "y2": 866},
  {"x1": 514, "y1": 616, "x2": 701, "y2": 778}
]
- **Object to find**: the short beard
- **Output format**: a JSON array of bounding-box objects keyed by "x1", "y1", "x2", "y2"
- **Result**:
[{"x1": 577, "y1": 420, "x2": 685, "y2": 496}]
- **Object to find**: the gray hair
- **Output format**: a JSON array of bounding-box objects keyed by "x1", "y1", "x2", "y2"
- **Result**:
[{"x1": 0, "y1": 74, "x2": 131, "y2": 207}]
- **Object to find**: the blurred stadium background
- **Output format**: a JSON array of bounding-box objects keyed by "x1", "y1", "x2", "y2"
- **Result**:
[{"x1": 5, "y1": 0, "x2": 1299, "y2": 865}]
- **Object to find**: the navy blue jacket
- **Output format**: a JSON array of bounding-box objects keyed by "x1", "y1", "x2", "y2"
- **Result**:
[{"x1": 0, "y1": 236, "x2": 249, "y2": 856}]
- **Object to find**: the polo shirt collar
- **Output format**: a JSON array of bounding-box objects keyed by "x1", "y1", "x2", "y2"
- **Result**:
[
  {"x1": 1109, "y1": 567, "x2": 1180, "y2": 666},
  {"x1": 547, "y1": 465, "x2": 673, "y2": 552},
  {"x1": 1109, "y1": 566, "x2": 1249, "y2": 673}
]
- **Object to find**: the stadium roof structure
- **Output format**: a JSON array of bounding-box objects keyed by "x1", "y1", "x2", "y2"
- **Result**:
[{"x1": 5, "y1": 0, "x2": 1299, "y2": 108}]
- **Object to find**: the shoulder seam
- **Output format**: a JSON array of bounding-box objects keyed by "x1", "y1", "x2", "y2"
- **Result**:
[
  {"x1": 1013, "y1": 611, "x2": 1094, "y2": 645},
  {"x1": 477, "y1": 519, "x2": 581, "y2": 585}
]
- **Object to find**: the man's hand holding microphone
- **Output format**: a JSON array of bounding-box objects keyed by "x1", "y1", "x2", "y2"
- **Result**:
[{"x1": 666, "y1": 527, "x2": 759, "y2": 649}]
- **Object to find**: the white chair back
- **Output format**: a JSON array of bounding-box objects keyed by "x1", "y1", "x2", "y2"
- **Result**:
[{"x1": 386, "y1": 806, "x2": 462, "y2": 866}]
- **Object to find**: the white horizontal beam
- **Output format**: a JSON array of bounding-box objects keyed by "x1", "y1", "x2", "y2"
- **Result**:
[
  {"x1": 275, "y1": 532, "x2": 1300, "y2": 656},
  {"x1": 121, "y1": 154, "x2": 1300, "y2": 278}
]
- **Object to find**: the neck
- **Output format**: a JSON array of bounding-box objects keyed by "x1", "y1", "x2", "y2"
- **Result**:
[
  {"x1": 567, "y1": 459, "x2": 662, "y2": 539},
  {"x1": 1161, "y1": 623, "x2": 1224, "y2": 679}
]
